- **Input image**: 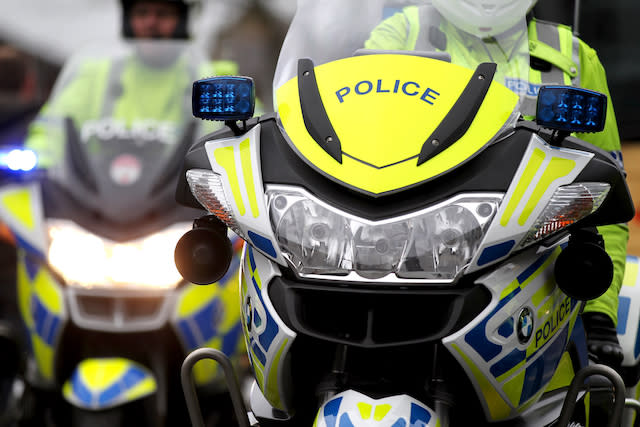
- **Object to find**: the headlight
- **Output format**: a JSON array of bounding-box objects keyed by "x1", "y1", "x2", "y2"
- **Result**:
[
  {"x1": 519, "y1": 182, "x2": 611, "y2": 248},
  {"x1": 267, "y1": 186, "x2": 503, "y2": 282},
  {"x1": 47, "y1": 220, "x2": 189, "y2": 289},
  {"x1": 269, "y1": 191, "x2": 350, "y2": 276}
]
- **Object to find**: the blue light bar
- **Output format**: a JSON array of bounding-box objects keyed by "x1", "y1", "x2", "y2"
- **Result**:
[
  {"x1": 0, "y1": 148, "x2": 37, "y2": 172},
  {"x1": 192, "y1": 76, "x2": 255, "y2": 121},
  {"x1": 536, "y1": 85, "x2": 607, "y2": 133}
]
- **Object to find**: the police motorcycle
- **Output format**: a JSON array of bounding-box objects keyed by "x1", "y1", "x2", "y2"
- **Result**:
[
  {"x1": 174, "y1": 1, "x2": 640, "y2": 425},
  {"x1": 0, "y1": 39, "x2": 246, "y2": 427}
]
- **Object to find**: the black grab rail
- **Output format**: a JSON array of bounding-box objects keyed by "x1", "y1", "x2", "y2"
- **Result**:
[
  {"x1": 181, "y1": 348, "x2": 252, "y2": 427},
  {"x1": 556, "y1": 364, "x2": 626, "y2": 427}
]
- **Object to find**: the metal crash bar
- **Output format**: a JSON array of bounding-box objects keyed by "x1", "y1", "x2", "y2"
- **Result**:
[
  {"x1": 556, "y1": 364, "x2": 626, "y2": 427},
  {"x1": 625, "y1": 398, "x2": 640, "y2": 424},
  {"x1": 181, "y1": 348, "x2": 252, "y2": 427}
]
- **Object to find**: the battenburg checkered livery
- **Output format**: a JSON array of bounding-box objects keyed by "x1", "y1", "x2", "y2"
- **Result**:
[{"x1": 175, "y1": 1, "x2": 638, "y2": 426}]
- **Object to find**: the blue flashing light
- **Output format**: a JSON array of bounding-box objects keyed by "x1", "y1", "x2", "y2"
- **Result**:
[
  {"x1": 0, "y1": 148, "x2": 38, "y2": 172},
  {"x1": 192, "y1": 76, "x2": 255, "y2": 121},
  {"x1": 535, "y1": 85, "x2": 607, "y2": 133}
]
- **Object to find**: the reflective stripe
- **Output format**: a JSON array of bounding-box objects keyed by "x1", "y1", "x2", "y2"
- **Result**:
[
  {"x1": 415, "y1": 5, "x2": 441, "y2": 52},
  {"x1": 523, "y1": 21, "x2": 582, "y2": 116},
  {"x1": 266, "y1": 339, "x2": 288, "y2": 411},
  {"x1": 239, "y1": 138, "x2": 260, "y2": 218},
  {"x1": 571, "y1": 34, "x2": 581, "y2": 86},
  {"x1": 500, "y1": 147, "x2": 546, "y2": 226},
  {"x1": 101, "y1": 58, "x2": 126, "y2": 118},
  {"x1": 558, "y1": 27, "x2": 577, "y2": 84},
  {"x1": 214, "y1": 146, "x2": 246, "y2": 216},
  {"x1": 400, "y1": 6, "x2": 421, "y2": 51},
  {"x1": 534, "y1": 21, "x2": 566, "y2": 85},
  {"x1": 534, "y1": 21, "x2": 581, "y2": 86},
  {"x1": 404, "y1": 9, "x2": 414, "y2": 50}
]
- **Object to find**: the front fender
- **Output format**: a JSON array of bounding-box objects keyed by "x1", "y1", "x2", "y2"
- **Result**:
[
  {"x1": 314, "y1": 390, "x2": 439, "y2": 427},
  {"x1": 62, "y1": 358, "x2": 157, "y2": 410}
]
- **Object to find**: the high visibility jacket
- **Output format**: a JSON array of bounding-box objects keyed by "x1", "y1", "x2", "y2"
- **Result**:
[
  {"x1": 25, "y1": 52, "x2": 238, "y2": 169},
  {"x1": 365, "y1": 7, "x2": 629, "y2": 325}
]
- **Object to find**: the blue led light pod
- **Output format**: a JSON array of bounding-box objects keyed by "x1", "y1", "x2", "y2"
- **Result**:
[
  {"x1": 192, "y1": 76, "x2": 255, "y2": 121},
  {"x1": 536, "y1": 85, "x2": 607, "y2": 133}
]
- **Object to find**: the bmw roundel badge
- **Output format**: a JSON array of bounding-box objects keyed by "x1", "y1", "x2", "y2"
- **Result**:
[{"x1": 517, "y1": 307, "x2": 534, "y2": 344}]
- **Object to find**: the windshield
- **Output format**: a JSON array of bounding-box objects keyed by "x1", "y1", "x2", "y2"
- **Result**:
[
  {"x1": 273, "y1": 0, "x2": 531, "y2": 111},
  {"x1": 38, "y1": 39, "x2": 215, "y2": 224},
  {"x1": 48, "y1": 39, "x2": 209, "y2": 172}
]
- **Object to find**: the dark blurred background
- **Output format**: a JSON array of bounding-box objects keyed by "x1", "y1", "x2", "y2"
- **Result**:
[{"x1": 0, "y1": 0, "x2": 637, "y2": 144}]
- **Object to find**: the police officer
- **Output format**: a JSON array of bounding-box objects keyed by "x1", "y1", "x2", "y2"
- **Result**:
[
  {"x1": 366, "y1": 0, "x2": 629, "y2": 369},
  {"x1": 25, "y1": 0, "x2": 238, "y2": 168}
]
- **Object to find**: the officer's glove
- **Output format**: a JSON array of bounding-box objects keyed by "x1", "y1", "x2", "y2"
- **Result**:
[{"x1": 582, "y1": 312, "x2": 624, "y2": 370}]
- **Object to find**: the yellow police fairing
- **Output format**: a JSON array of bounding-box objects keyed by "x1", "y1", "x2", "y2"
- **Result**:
[{"x1": 276, "y1": 54, "x2": 519, "y2": 196}]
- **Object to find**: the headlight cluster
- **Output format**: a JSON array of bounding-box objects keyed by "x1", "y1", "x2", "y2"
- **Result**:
[
  {"x1": 184, "y1": 168, "x2": 610, "y2": 282},
  {"x1": 266, "y1": 186, "x2": 502, "y2": 282},
  {"x1": 47, "y1": 220, "x2": 189, "y2": 289}
]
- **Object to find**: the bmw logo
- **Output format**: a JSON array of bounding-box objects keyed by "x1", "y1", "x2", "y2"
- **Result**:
[{"x1": 517, "y1": 307, "x2": 534, "y2": 344}]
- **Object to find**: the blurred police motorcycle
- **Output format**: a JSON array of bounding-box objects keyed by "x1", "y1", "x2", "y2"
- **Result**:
[{"x1": 0, "y1": 38, "x2": 246, "y2": 427}]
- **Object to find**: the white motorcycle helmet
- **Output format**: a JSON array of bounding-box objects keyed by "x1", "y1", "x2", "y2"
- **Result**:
[{"x1": 431, "y1": 0, "x2": 538, "y2": 38}]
